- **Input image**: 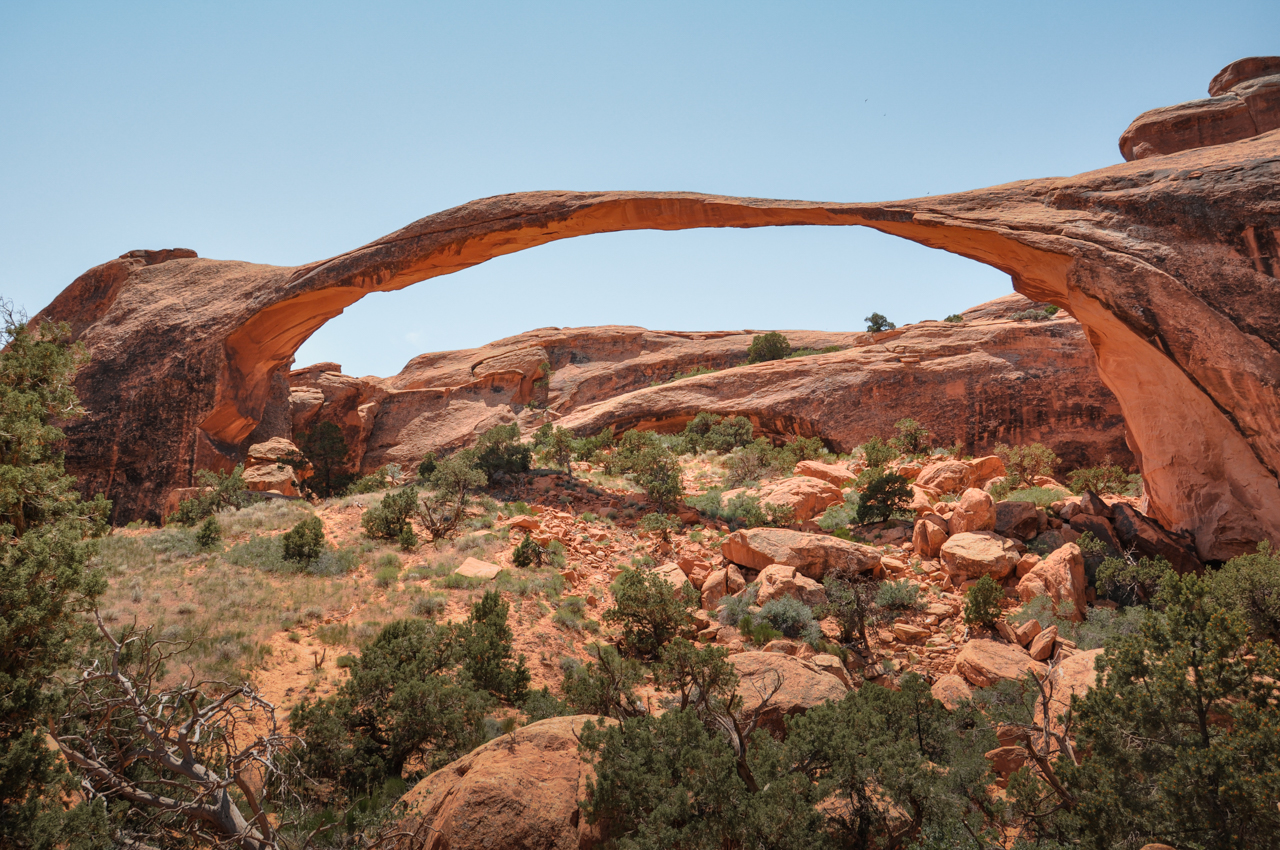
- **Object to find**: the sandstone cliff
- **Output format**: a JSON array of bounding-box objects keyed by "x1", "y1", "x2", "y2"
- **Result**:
[{"x1": 32, "y1": 60, "x2": 1280, "y2": 558}]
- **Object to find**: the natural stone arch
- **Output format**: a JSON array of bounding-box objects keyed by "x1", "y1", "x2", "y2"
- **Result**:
[{"x1": 36, "y1": 129, "x2": 1280, "y2": 559}]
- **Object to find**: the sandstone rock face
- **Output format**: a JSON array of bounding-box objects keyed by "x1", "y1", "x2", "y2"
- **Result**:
[
  {"x1": 33, "y1": 72, "x2": 1280, "y2": 559},
  {"x1": 940, "y1": 532, "x2": 1021, "y2": 580},
  {"x1": 455, "y1": 558, "x2": 503, "y2": 580},
  {"x1": 1110, "y1": 503, "x2": 1200, "y2": 575},
  {"x1": 1121, "y1": 57, "x2": 1280, "y2": 161},
  {"x1": 1041, "y1": 648, "x2": 1105, "y2": 728},
  {"x1": 728, "y1": 651, "x2": 848, "y2": 735},
  {"x1": 398, "y1": 715, "x2": 608, "y2": 850},
  {"x1": 995, "y1": 500, "x2": 1041, "y2": 541},
  {"x1": 1017, "y1": 544, "x2": 1087, "y2": 620},
  {"x1": 947, "y1": 488, "x2": 996, "y2": 534},
  {"x1": 954, "y1": 639, "x2": 1049, "y2": 688},
  {"x1": 721, "y1": 528, "x2": 881, "y2": 579}
]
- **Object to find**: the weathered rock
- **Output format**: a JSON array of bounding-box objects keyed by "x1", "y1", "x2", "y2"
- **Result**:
[
  {"x1": 760, "y1": 476, "x2": 844, "y2": 522},
  {"x1": 1110, "y1": 503, "x2": 1201, "y2": 574},
  {"x1": 1041, "y1": 649, "x2": 1104, "y2": 730},
  {"x1": 931, "y1": 674, "x2": 973, "y2": 710},
  {"x1": 892, "y1": 622, "x2": 930, "y2": 643},
  {"x1": 912, "y1": 513, "x2": 950, "y2": 559},
  {"x1": 1121, "y1": 57, "x2": 1280, "y2": 161},
  {"x1": 161, "y1": 486, "x2": 210, "y2": 520},
  {"x1": 34, "y1": 74, "x2": 1280, "y2": 560},
  {"x1": 455, "y1": 558, "x2": 503, "y2": 580},
  {"x1": 967, "y1": 455, "x2": 1006, "y2": 485},
  {"x1": 728, "y1": 651, "x2": 848, "y2": 735},
  {"x1": 721, "y1": 528, "x2": 880, "y2": 580},
  {"x1": 1028, "y1": 624, "x2": 1059, "y2": 661},
  {"x1": 1013, "y1": 618, "x2": 1042, "y2": 646},
  {"x1": 755, "y1": 564, "x2": 828, "y2": 607},
  {"x1": 655, "y1": 563, "x2": 695, "y2": 595},
  {"x1": 398, "y1": 715, "x2": 609, "y2": 850},
  {"x1": 1069, "y1": 513, "x2": 1122, "y2": 554},
  {"x1": 241, "y1": 462, "x2": 301, "y2": 497},
  {"x1": 1017, "y1": 543, "x2": 1087, "y2": 620},
  {"x1": 1016, "y1": 552, "x2": 1041, "y2": 578},
  {"x1": 996, "y1": 500, "x2": 1041, "y2": 541},
  {"x1": 948, "y1": 488, "x2": 996, "y2": 534},
  {"x1": 700, "y1": 564, "x2": 745, "y2": 610},
  {"x1": 915, "y1": 461, "x2": 974, "y2": 495},
  {"x1": 811, "y1": 653, "x2": 852, "y2": 687},
  {"x1": 955, "y1": 639, "x2": 1048, "y2": 688},
  {"x1": 940, "y1": 531, "x2": 1021, "y2": 580},
  {"x1": 1078, "y1": 490, "x2": 1111, "y2": 518},
  {"x1": 794, "y1": 459, "x2": 855, "y2": 487},
  {"x1": 985, "y1": 745, "x2": 1028, "y2": 779}
]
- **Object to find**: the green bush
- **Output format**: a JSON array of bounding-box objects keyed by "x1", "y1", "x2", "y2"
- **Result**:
[
  {"x1": 512, "y1": 534, "x2": 543, "y2": 569},
  {"x1": 374, "y1": 565, "x2": 400, "y2": 587},
  {"x1": 758, "y1": 595, "x2": 820, "y2": 642},
  {"x1": 416, "y1": 452, "x2": 437, "y2": 479},
  {"x1": 735, "y1": 613, "x2": 784, "y2": 646},
  {"x1": 855, "y1": 470, "x2": 911, "y2": 524},
  {"x1": 994, "y1": 442, "x2": 1058, "y2": 487},
  {"x1": 171, "y1": 465, "x2": 256, "y2": 525},
  {"x1": 875, "y1": 579, "x2": 921, "y2": 610},
  {"x1": 281, "y1": 515, "x2": 325, "y2": 565},
  {"x1": 745, "y1": 331, "x2": 791, "y2": 364},
  {"x1": 865, "y1": 312, "x2": 896, "y2": 332},
  {"x1": 996, "y1": 485, "x2": 1069, "y2": 508},
  {"x1": 889, "y1": 418, "x2": 930, "y2": 456},
  {"x1": 680, "y1": 413, "x2": 754, "y2": 455},
  {"x1": 632, "y1": 447, "x2": 684, "y2": 511},
  {"x1": 347, "y1": 466, "x2": 390, "y2": 495},
  {"x1": 859, "y1": 436, "x2": 897, "y2": 469},
  {"x1": 224, "y1": 534, "x2": 291, "y2": 573},
  {"x1": 411, "y1": 594, "x2": 448, "y2": 618},
  {"x1": 470, "y1": 423, "x2": 532, "y2": 480},
  {"x1": 944, "y1": 313, "x2": 964, "y2": 323},
  {"x1": 1097, "y1": 552, "x2": 1172, "y2": 607},
  {"x1": 639, "y1": 512, "x2": 681, "y2": 541},
  {"x1": 462, "y1": 591, "x2": 530, "y2": 704},
  {"x1": 963, "y1": 575, "x2": 1003, "y2": 627},
  {"x1": 533, "y1": 424, "x2": 575, "y2": 473},
  {"x1": 787, "y1": 345, "x2": 842, "y2": 358},
  {"x1": 1208, "y1": 542, "x2": 1280, "y2": 641},
  {"x1": 361, "y1": 488, "x2": 418, "y2": 541},
  {"x1": 195, "y1": 516, "x2": 221, "y2": 549},
  {"x1": 604, "y1": 568, "x2": 696, "y2": 658},
  {"x1": 562, "y1": 643, "x2": 646, "y2": 719},
  {"x1": 716, "y1": 585, "x2": 757, "y2": 625},
  {"x1": 1009, "y1": 594, "x2": 1146, "y2": 650},
  {"x1": 1067, "y1": 461, "x2": 1141, "y2": 496},
  {"x1": 522, "y1": 686, "x2": 569, "y2": 722}
]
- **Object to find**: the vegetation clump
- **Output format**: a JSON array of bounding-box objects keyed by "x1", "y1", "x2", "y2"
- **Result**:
[
  {"x1": 864, "y1": 311, "x2": 896, "y2": 332},
  {"x1": 604, "y1": 568, "x2": 696, "y2": 659},
  {"x1": 281, "y1": 514, "x2": 325, "y2": 565},
  {"x1": 963, "y1": 575, "x2": 1003, "y2": 627},
  {"x1": 745, "y1": 331, "x2": 791, "y2": 363}
]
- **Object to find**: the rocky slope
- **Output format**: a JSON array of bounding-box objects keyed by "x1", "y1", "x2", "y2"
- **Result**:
[
  {"x1": 284, "y1": 293, "x2": 1130, "y2": 477},
  {"x1": 33, "y1": 58, "x2": 1280, "y2": 558}
]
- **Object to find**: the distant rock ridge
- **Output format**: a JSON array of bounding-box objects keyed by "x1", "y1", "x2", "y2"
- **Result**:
[{"x1": 31, "y1": 58, "x2": 1280, "y2": 558}]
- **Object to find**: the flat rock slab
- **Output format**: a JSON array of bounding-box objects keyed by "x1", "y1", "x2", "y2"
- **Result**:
[
  {"x1": 455, "y1": 557, "x2": 504, "y2": 580},
  {"x1": 721, "y1": 528, "x2": 881, "y2": 580}
]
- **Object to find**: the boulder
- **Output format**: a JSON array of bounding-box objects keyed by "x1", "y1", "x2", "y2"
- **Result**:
[
  {"x1": 246, "y1": 436, "x2": 302, "y2": 464},
  {"x1": 794, "y1": 459, "x2": 855, "y2": 488},
  {"x1": 1028, "y1": 624, "x2": 1058, "y2": 661},
  {"x1": 947, "y1": 488, "x2": 996, "y2": 534},
  {"x1": 455, "y1": 558, "x2": 503, "y2": 580},
  {"x1": 954, "y1": 639, "x2": 1048, "y2": 688},
  {"x1": 398, "y1": 715, "x2": 610, "y2": 850},
  {"x1": 721, "y1": 528, "x2": 880, "y2": 580},
  {"x1": 931, "y1": 674, "x2": 973, "y2": 710},
  {"x1": 912, "y1": 513, "x2": 950, "y2": 559},
  {"x1": 1110, "y1": 503, "x2": 1201, "y2": 574},
  {"x1": 1017, "y1": 543, "x2": 1087, "y2": 620},
  {"x1": 729, "y1": 651, "x2": 848, "y2": 735},
  {"x1": 967, "y1": 455, "x2": 1006, "y2": 485},
  {"x1": 906, "y1": 485, "x2": 935, "y2": 516},
  {"x1": 1041, "y1": 648, "x2": 1104, "y2": 730},
  {"x1": 811, "y1": 653, "x2": 852, "y2": 687},
  {"x1": 1016, "y1": 552, "x2": 1041, "y2": 578},
  {"x1": 755, "y1": 564, "x2": 827, "y2": 607},
  {"x1": 995, "y1": 500, "x2": 1041, "y2": 541},
  {"x1": 760, "y1": 476, "x2": 844, "y2": 522},
  {"x1": 1078, "y1": 490, "x2": 1111, "y2": 518},
  {"x1": 1013, "y1": 618, "x2": 1042, "y2": 646},
  {"x1": 242, "y1": 462, "x2": 301, "y2": 497},
  {"x1": 700, "y1": 564, "x2": 745, "y2": 610},
  {"x1": 940, "y1": 531, "x2": 1020, "y2": 580},
  {"x1": 915, "y1": 461, "x2": 974, "y2": 495},
  {"x1": 892, "y1": 622, "x2": 930, "y2": 643},
  {"x1": 1067, "y1": 513, "x2": 1122, "y2": 554},
  {"x1": 655, "y1": 563, "x2": 695, "y2": 595},
  {"x1": 985, "y1": 745, "x2": 1027, "y2": 778}
]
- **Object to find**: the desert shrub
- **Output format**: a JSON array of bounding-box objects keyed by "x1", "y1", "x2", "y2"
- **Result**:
[
  {"x1": 889, "y1": 417, "x2": 930, "y2": 456},
  {"x1": 687, "y1": 490, "x2": 787, "y2": 530},
  {"x1": 745, "y1": 331, "x2": 791, "y2": 363},
  {"x1": 855, "y1": 470, "x2": 911, "y2": 523},
  {"x1": 283, "y1": 421, "x2": 355, "y2": 497},
  {"x1": 522, "y1": 687, "x2": 569, "y2": 722},
  {"x1": 994, "y1": 442, "x2": 1058, "y2": 487},
  {"x1": 639, "y1": 511, "x2": 681, "y2": 541},
  {"x1": 171, "y1": 465, "x2": 256, "y2": 525},
  {"x1": 1097, "y1": 552, "x2": 1172, "y2": 607},
  {"x1": 562, "y1": 643, "x2": 646, "y2": 719},
  {"x1": 361, "y1": 488, "x2": 418, "y2": 541},
  {"x1": 553, "y1": 596, "x2": 590, "y2": 631},
  {"x1": 680, "y1": 413, "x2": 754, "y2": 455},
  {"x1": 416, "y1": 452, "x2": 437, "y2": 479},
  {"x1": 865, "y1": 311, "x2": 896, "y2": 332},
  {"x1": 632, "y1": 447, "x2": 684, "y2": 511},
  {"x1": 716, "y1": 584, "x2": 758, "y2": 625},
  {"x1": 532, "y1": 424, "x2": 576, "y2": 473},
  {"x1": 817, "y1": 497, "x2": 857, "y2": 531},
  {"x1": 224, "y1": 534, "x2": 291, "y2": 573},
  {"x1": 963, "y1": 576, "x2": 1003, "y2": 627},
  {"x1": 416, "y1": 455, "x2": 486, "y2": 541},
  {"x1": 735, "y1": 613, "x2": 784, "y2": 646},
  {"x1": 511, "y1": 534, "x2": 544, "y2": 569},
  {"x1": 462, "y1": 591, "x2": 530, "y2": 704},
  {"x1": 195, "y1": 516, "x2": 221, "y2": 549},
  {"x1": 347, "y1": 466, "x2": 391, "y2": 495},
  {"x1": 1208, "y1": 542, "x2": 1280, "y2": 642},
  {"x1": 787, "y1": 345, "x2": 842, "y2": 358},
  {"x1": 821, "y1": 568, "x2": 879, "y2": 650},
  {"x1": 469, "y1": 423, "x2": 532, "y2": 481},
  {"x1": 944, "y1": 313, "x2": 964, "y2": 323},
  {"x1": 310, "y1": 546, "x2": 360, "y2": 577},
  {"x1": 1009, "y1": 594, "x2": 1146, "y2": 650},
  {"x1": 858, "y1": 435, "x2": 897, "y2": 469},
  {"x1": 758, "y1": 595, "x2": 820, "y2": 642},
  {"x1": 997, "y1": 485, "x2": 1068, "y2": 508},
  {"x1": 1067, "y1": 461, "x2": 1141, "y2": 496},
  {"x1": 875, "y1": 579, "x2": 921, "y2": 610},
  {"x1": 604, "y1": 568, "x2": 696, "y2": 658},
  {"x1": 281, "y1": 515, "x2": 325, "y2": 565},
  {"x1": 411, "y1": 594, "x2": 448, "y2": 618},
  {"x1": 723, "y1": 436, "x2": 825, "y2": 488},
  {"x1": 603, "y1": 429, "x2": 664, "y2": 475}
]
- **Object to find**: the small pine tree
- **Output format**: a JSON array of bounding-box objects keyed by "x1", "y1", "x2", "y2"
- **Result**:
[
  {"x1": 963, "y1": 576, "x2": 1003, "y2": 627},
  {"x1": 195, "y1": 516, "x2": 222, "y2": 549},
  {"x1": 855, "y1": 471, "x2": 911, "y2": 523},
  {"x1": 865, "y1": 312, "x2": 896, "y2": 332},
  {"x1": 512, "y1": 535, "x2": 543, "y2": 569},
  {"x1": 746, "y1": 332, "x2": 792, "y2": 364},
  {"x1": 281, "y1": 515, "x2": 325, "y2": 564}
]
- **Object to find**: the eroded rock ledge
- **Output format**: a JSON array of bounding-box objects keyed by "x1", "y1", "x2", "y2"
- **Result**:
[{"x1": 34, "y1": 68, "x2": 1280, "y2": 558}]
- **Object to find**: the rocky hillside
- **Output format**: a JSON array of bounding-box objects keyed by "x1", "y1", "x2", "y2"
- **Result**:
[{"x1": 283, "y1": 293, "x2": 1132, "y2": 479}]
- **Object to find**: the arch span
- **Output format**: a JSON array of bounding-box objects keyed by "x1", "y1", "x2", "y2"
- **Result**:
[{"x1": 35, "y1": 129, "x2": 1280, "y2": 559}]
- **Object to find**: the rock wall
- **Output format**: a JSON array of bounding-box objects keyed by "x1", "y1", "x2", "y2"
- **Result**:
[{"x1": 32, "y1": 62, "x2": 1280, "y2": 558}]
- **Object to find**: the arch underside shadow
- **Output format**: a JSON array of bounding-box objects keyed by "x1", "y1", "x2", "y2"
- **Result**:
[{"x1": 38, "y1": 131, "x2": 1280, "y2": 559}]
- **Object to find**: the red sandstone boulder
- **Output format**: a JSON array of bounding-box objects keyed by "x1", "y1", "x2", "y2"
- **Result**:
[
  {"x1": 701, "y1": 564, "x2": 745, "y2": 610},
  {"x1": 398, "y1": 715, "x2": 610, "y2": 850},
  {"x1": 1017, "y1": 543, "x2": 1087, "y2": 620},
  {"x1": 954, "y1": 639, "x2": 1048, "y2": 688},
  {"x1": 915, "y1": 461, "x2": 974, "y2": 495},
  {"x1": 721, "y1": 528, "x2": 880, "y2": 580},
  {"x1": 940, "y1": 531, "x2": 1020, "y2": 580},
  {"x1": 728, "y1": 651, "x2": 848, "y2": 735},
  {"x1": 995, "y1": 499, "x2": 1041, "y2": 541},
  {"x1": 947, "y1": 488, "x2": 996, "y2": 535},
  {"x1": 930, "y1": 674, "x2": 973, "y2": 710},
  {"x1": 912, "y1": 513, "x2": 950, "y2": 559},
  {"x1": 794, "y1": 459, "x2": 855, "y2": 487},
  {"x1": 760, "y1": 476, "x2": 844, "y2": 522},
  {"x1": 755, "y1": 564, "x2": 828, "y2": 607}
]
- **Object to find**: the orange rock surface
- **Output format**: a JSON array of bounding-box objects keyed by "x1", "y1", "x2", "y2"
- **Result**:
[{"x1": 32, "y1": 65, "x2": 1280, "y2": 558}]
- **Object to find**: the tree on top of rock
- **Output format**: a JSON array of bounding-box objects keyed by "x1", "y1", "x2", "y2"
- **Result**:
[
  {"x1": 745, "y1": 332, "x2": 791, "y2": 364},
  {"x1": 865, "y1": 312, "x2": 896, "y2": 332}
]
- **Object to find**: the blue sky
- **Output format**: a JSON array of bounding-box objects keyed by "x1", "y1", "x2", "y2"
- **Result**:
[{"x1": 3, "y1": 2, "x2": 1276, "y2": 377}]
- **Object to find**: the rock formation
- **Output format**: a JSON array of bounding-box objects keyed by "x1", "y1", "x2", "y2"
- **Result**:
[{"x1": 33, "y1": 60, "x2": 1280, "y2": 558}]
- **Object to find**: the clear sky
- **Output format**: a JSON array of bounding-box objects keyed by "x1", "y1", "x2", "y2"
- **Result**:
[{"x1": 3, "y1": 2, "x2": 1276, "y2": 378}]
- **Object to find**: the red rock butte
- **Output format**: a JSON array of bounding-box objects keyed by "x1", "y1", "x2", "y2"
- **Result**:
[{"x1": 34, "y1": 59, "x2": 1280, "y2": 560}]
